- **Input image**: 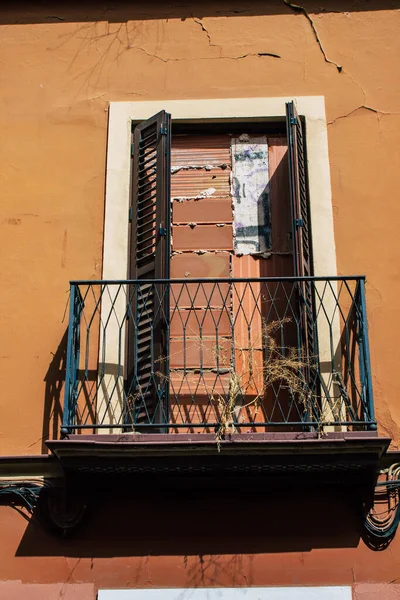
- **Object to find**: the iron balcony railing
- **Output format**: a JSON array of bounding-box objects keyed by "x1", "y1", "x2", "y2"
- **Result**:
[{"x1": 62, "y1": 277, "x2": 376, "y2": 434}]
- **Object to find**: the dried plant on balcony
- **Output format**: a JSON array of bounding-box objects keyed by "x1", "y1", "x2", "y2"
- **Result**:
[
  {"x1": 124, "y1": 389, "x2": 141, "y2": 428},
  {"x1": 133, "y1": 317, "x2": 336, "y2": 448},
  {"x1": 210, "y1": 317, "x2": 313, "y2": 450}
]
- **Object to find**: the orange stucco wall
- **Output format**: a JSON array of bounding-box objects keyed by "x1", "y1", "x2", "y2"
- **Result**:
[
  {"x1": 1, "y1": 1, "x2": 400, "y2": 597},
  {"x1": 1, "y1": 1, "x2": 400, "y2": 454}
]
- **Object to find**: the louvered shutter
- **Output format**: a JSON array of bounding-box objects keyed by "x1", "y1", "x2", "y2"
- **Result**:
[
  {"x1": 130, "y1": 110, "x2": 171, "y2": 280},
  {"x1": 286, "y1": 101, "x2": 312, "y2": 278},
  {"x1": 127, "y1": 110, "x2": 171, "y2": 429},
  {"x1": 286, "y1": 102, "x2": 321, "y2": 408}
]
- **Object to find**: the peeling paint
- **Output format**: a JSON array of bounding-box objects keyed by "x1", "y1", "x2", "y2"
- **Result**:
[
  {"x1": 171, "y1": 164, "x2": 228, "y2": 174},
  {"x1": 172, "y1": 187, "x2": 216, "y2": 202}
]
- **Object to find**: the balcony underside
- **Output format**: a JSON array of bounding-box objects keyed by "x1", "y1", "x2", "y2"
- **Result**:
[{"x1": 47, "y1": 432, "x2": 389, "y2": 486}]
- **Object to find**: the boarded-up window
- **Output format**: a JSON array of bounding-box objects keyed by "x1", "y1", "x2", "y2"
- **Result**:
[{"x1": 169, "y1": 131, "x2": 294, "y2": 432}]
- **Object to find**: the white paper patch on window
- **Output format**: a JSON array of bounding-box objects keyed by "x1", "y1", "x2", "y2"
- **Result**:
[{"x1": 231, "y1": 135, "x2": 270, "y2": 256}]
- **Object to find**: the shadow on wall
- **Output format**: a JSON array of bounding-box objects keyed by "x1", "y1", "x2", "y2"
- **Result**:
[
  {"x1": 0, "y1": 0, "x2": 394, "y2": 25},
  {"x1": 15, "y1": 477, "x2": 362, "y2": 560},
  {"x1": 42, "y1": 328, "x2": 101, "y2": 449},
  {"x1": 42, "y1": 329, "x2": 68, "y2": 454}
]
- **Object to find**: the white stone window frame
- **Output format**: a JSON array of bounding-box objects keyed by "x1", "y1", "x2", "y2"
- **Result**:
[
  {"x1": 103, "y1": 96, "x2": 336, "y2": 280},
  {"x1": 99, "y1": 97, "x2": 339, "y2": 429}
]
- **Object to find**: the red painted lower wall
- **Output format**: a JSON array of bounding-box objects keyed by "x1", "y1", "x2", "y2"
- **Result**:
[{"x1": 2, "y1": 483, "x2": 400, "y2": 599}]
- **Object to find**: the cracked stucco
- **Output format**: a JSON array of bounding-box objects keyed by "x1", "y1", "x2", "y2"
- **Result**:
[
  {"x1": 1, "y1": 4, "x2": 400, "y2": 598},
  {"x1": 328, "y1": 104, "x2": 400, "y2": 125},
  {"x1": 136, "y1": 45, "x2": 281, "y2": 63},
  {"x1": 283, "y1": 0, "x2": 343, "y2": 72},
  {"x1": 192, "y1": 16, "x2": 281, "y2": 59},
  {"x1": 0, "y1": 0, "x2": 400, "y2": 459}
]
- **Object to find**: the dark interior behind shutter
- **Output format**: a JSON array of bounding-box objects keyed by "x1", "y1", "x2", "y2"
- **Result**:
[
  {"x1": 286, "y1": 102, "x2": 322, "y2": 416},
  {"x1": 126, "y1": 110, "x2": 171, "y2": 429}
]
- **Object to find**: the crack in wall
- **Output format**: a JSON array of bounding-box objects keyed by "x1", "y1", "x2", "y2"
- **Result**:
[
  {"x1": 136, "y1": 46, "x2": 281, "y2": 63},
  {"x1": 283, "y1": 0, "x2": 343, "y2": 72},
  {"x1": 344, "y1": 68, "x2": 369, "y2": 105},
  {"x1": 192, "y1": 17, "x2": 220, "y2": 49},
  {"x1": 192, "y1": 16, "x2": 280, "y2": 59},
  {"x1": 258, "y1": 51, "x2": 281, "y2": 58},
  {"x1": 328, "y1": 104, "x2": 400, "y2": 125},
  {"x1": 59, "y1": 558, "x2": 82, "y2": 599},
  {"x1": 331, "y1": 60, "x2": 396, "y2": 119},
  {"x1": 235, "y1": 51, "x2": 281, "y2": 59},
  {"x1": 328, "y1": 104, "x2": 377, "y2": 124}
]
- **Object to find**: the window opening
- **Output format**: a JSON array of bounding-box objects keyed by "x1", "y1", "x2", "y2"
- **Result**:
[{"x1": 126, "y1": 104, "x2": 322, "y2": 434}]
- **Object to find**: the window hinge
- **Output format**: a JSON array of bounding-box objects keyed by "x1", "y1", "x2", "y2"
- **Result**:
[
  {"x1": 160, "y1": 124, "x2": 168, "y2": 136},
  {"x1": 159, "y1": 226, "x2": 167, "y2": 236},
  {"x1": 129, "y1": 207, "x2": 133, "y2": 223},
  {"x1": 131, "y1": 143, "x2": 135, "y2": 158},
  {"x1": 296, "y1": 218, "x2": 303, "y2": 228},
  {"x1": 290, "y1": 116, "x2": 297, "y2": 126}
]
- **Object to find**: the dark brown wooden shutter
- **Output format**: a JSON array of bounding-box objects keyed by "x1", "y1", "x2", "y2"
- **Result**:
[
  {"x1": 286, "y1": 102, "x2": 322, "y2": 413},
  {"x1": 127, "y1": 110, "x2": 171, "y2": 429},
  {"x1": 130, "y1": 110, "x2": 171, "y2": 280},
  {"x1": 286, "y1": 101, "x2": 312, "y2": 278}
]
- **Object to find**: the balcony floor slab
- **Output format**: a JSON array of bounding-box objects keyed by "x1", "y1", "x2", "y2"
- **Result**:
[{"x1": 46, "y1": 433, "x2": 390, "y2": 490}]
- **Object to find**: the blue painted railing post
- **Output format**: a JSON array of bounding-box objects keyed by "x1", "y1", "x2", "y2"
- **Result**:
[
  {"x1": 358, "y1": 278, "x2": 377, "y2": 431},
  {"x1": 61, "y1": 283, "x2": 76, "y2": 437}
]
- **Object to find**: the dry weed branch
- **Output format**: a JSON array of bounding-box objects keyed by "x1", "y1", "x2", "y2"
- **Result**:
[{"x1": 130, "y1": 317, "x2": 325, "y2": 448}]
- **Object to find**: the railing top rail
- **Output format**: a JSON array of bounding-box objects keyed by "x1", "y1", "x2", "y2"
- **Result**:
[{"x1": 69, "y1": 276, "x2": 366, "y2": 285}]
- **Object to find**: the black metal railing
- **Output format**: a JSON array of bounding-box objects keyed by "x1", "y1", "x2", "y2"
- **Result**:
[{"x1": 61, "y1": 277, "x2": 376, "y2": 434}]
